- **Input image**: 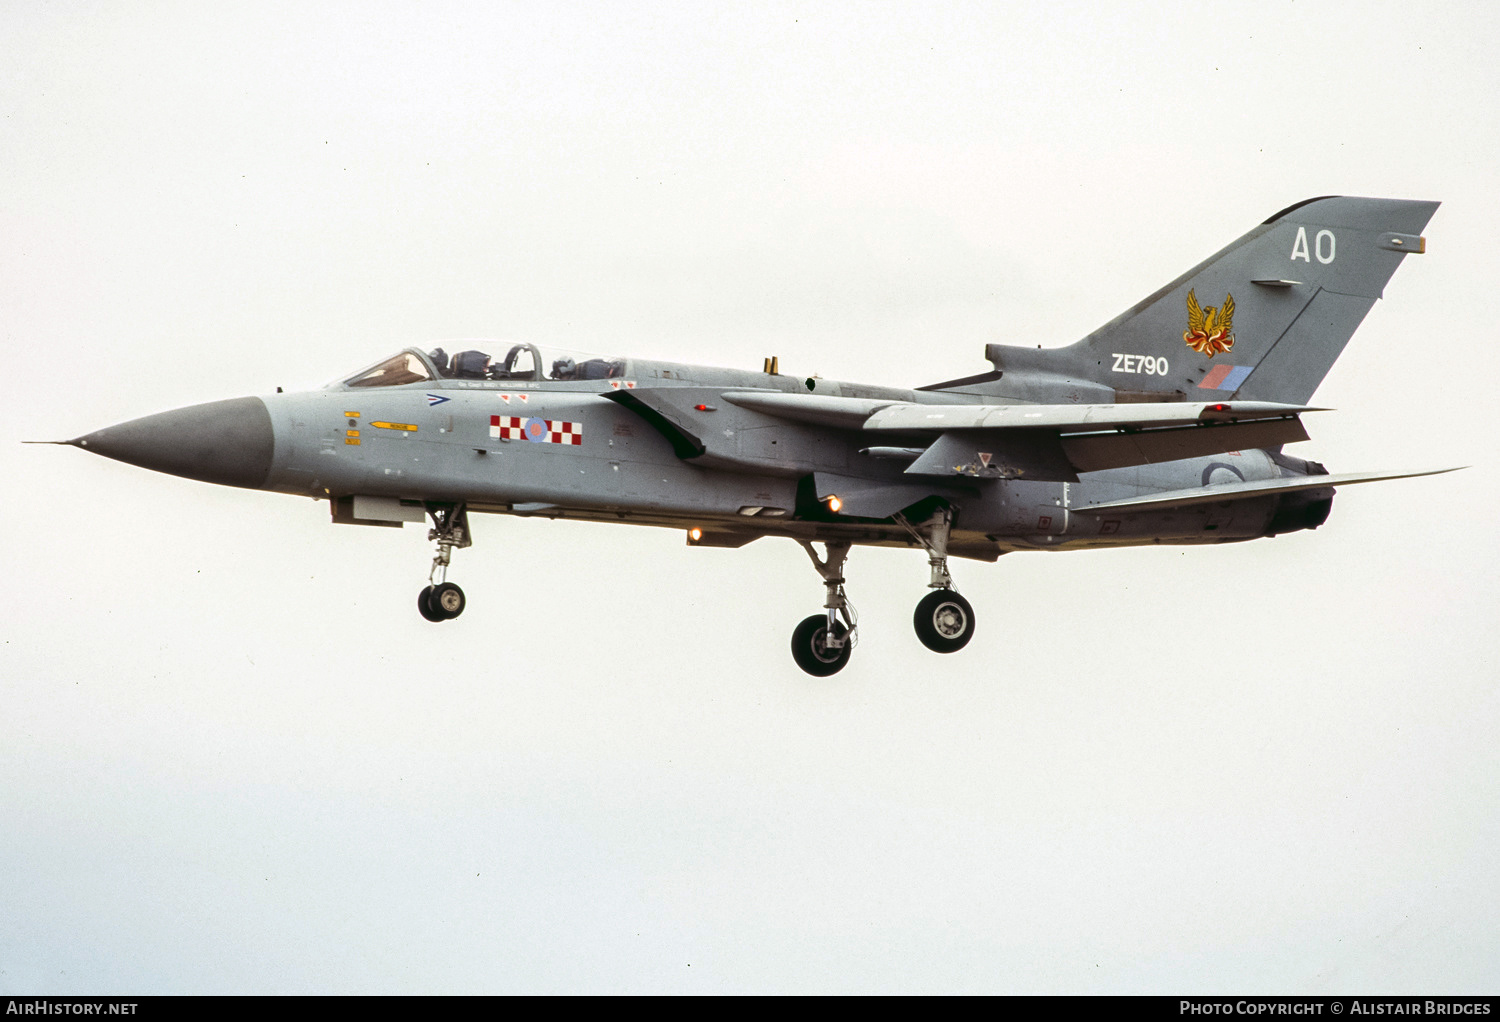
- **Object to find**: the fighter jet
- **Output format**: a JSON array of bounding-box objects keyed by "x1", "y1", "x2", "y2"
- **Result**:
[{"x1": 51, "y1": 196, "x2": 1452, "y2": 675}]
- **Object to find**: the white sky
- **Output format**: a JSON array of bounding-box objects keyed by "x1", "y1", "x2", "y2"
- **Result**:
[{"x1": 2, "y1": 0, "x2": 1496, "y2": 994}]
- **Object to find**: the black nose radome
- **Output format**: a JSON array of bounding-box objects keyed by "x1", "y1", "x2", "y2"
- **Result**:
[{"x1": 71, "y1": 396, "x2": 275, "y2": 490}]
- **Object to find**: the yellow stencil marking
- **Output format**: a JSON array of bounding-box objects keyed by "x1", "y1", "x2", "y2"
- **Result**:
[
  {"x1": 371, "y1": 421, "x2": 417, "y2": 432},
  {"x1": 345, "y1": 438, "x2": 361, "y2": 445}
]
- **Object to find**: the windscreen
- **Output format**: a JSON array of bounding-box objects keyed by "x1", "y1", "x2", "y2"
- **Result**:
[{"x1": 344, "y1": 351, "x2": 434, "y2": 389}]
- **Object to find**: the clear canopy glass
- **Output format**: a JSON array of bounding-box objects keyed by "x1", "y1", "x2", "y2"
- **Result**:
[
  {"x1": 337, "y1": 344, "x2": 625, "y2": 389},
  {"x1": 344, "y1": 351, "x2": 433, "y2": 389}
]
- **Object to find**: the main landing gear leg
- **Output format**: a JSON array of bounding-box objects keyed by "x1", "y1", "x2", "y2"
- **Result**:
[
  {"x1": 418, "y1": 504, "x2": 471, "y2": 622},
  {"x1": 905, "y1": 508, "x2": 975, "y2": 654},
  {"x1": 791, "y1": 540, "x2": 857, "y2": 676}
]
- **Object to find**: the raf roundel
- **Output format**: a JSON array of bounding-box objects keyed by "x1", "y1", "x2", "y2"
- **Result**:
[{"x1": 490, "y1": 414, "x2": 584, "y2": 445}]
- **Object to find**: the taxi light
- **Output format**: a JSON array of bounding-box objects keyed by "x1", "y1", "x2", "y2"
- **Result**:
[
  {"x1": 826, "y1": 495, "x2": 842, "y2": 513},
  {"x1": 689, "y1": 528, "x2": 703, "y2": 542}
]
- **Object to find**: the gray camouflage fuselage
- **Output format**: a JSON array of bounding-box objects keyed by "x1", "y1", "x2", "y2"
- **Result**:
[
  {"x1": 59, "y1": 195, "x2": 1449, "y2": 670},
  {"x1": 235, "y1": 362, "x2": 1311, "y2": 560}
]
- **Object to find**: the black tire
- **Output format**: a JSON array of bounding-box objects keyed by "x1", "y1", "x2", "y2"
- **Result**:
[
  {"x1": 791, "y1": 614, "x2": 852, "y2": 676},
  {"x1": 430, "y1": 581, "x2": 466, "y2": 619},
  {"x1": 417, "y1": 586, "x2": 445, "y2": 623},
  {"x1": 913, "y1": 589, "x2": 974, "y2": 653}
]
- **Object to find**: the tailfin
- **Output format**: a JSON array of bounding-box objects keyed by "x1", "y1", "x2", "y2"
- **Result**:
[{"x1": 973, "y1": 196, "x2": 1438, "y2": 405}]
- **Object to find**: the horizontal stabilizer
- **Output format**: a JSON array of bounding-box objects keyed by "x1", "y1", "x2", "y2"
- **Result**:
[
  {"x1": 1061, "y1": 416, "x2": 1309, "y2": 474},
  {"x1": 1072, "y1": 467, "x2": 1461, "y2": 514},
  {"x1": 901, "y1": 417, "x2": 1313, "y2": 480}
]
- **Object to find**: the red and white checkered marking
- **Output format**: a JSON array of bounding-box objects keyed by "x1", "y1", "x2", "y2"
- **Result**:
[
  {"x1": 547, "y1": 420, "x2": 583, "y2": 444},
  {"x1": 489, "y1": 415, "x2": 583, "y2": 444},
  {"x1": 491, "y1": 415, "x2": 525, "y2": 439}
]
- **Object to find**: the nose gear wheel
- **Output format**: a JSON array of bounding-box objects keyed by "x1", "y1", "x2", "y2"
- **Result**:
[
  {"x1": 418, "y1": 504, "x2": 471, "y2": 622},
  {"x1": 430, "y1": 581, "x2": 466, "y2": 617}
]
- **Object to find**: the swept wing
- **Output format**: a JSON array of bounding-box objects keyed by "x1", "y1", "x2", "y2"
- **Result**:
[
  {"x1": 1071, "y1": 467, "x2": 1461, "y2": 514},
  {"x1": 719, "y1": 390, "x2": 1316, "y2": 480}
]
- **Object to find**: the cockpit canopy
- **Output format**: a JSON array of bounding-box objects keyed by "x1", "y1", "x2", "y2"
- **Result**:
[
  {"x1": 340, "y1": 344, "x2": 625, "y2": 389},
  {"x1": 344, "y1": 350, "x2": 433, "y2": 389}
]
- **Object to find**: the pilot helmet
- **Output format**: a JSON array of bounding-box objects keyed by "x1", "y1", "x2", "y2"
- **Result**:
[{"x1": 453, "y1": 350, "x2": 491, "y2": 378}]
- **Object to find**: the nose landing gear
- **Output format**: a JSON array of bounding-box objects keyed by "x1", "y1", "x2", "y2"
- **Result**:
[
  {"x1": 419, "y1": 581, "x2": 467, "y2": 622},
  {"x1": 418, "y1": 504, "x2": 470, "y2": 622}
]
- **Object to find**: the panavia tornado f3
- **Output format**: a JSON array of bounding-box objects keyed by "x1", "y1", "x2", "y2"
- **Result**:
[{"x1": 53, "y1": 196, "x2": 1454, "y2": 675}]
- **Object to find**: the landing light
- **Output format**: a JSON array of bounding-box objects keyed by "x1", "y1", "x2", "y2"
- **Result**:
[
  {"x1": 689, "y1": 528, "x2": 703, "y2": 542},
  {"x1": 826, "y1": 495, "x2": 843, "y2": 513}
]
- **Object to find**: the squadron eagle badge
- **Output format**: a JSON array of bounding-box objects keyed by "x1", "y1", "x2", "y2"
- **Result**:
[{"x1": 1184, "y1": 289, "x2": 1235, "y2": 357}]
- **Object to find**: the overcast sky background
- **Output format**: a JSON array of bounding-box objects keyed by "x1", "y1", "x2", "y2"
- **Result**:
[{"x1": 2, "y1": 0, "x2": 1496, "y2": 994}]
